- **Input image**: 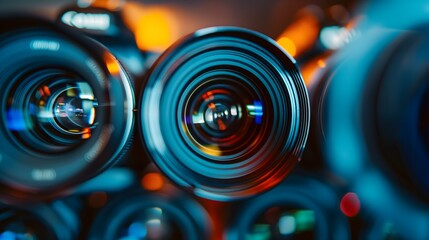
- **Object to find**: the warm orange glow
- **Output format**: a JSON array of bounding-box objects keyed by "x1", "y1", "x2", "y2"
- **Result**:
[
  {"x1": 123, "y1": 3, "x2": 178, "y2": 52},
  {"x1": 141, "y1": 172, "x2": 164, "y2": 191},
  {"x1": 203, "y1": 91, "x2": 214, "y2": 102},
  {"x1": 317, "y1": 59, "x2": 326, "y2": 68},
  {"x1": 277, "y1": 37, "x2": 297, "y2": 57},
  {"x1": 199, "y1": 145, "x2": 221, "y2": 156},
  {"x1": 208, "y1": 102, "x2": 216, "y2": 110},
  {"x1": 43, "y1": 86, "x2": 51, "y2": 96},
  {"x1": 276, "y1": 7, "x2": 321, "y2": 57},
  {"x1": 217, "y1": 119, "x2": 227, "y2": 131},
  {"x1": 301, "y1": 52, "x2": 331, "y2": 86},
  {"x1": 90, "y1": 0, "x2": 124, "y2": 11},
  {"x1": 82, "y1": 128, "x2": 91, "y2": 139},
  {"x1": 105, "y1": 53, "x2": 120, "y2": 75},
  {"x1": 88, "y1": 191, "x2": 108, "y2": 208}
]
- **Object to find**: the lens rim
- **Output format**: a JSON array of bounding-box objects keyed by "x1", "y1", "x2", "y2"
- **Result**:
[{"x1": 140, "y1": 27, "x2": 309, "y2": 200}]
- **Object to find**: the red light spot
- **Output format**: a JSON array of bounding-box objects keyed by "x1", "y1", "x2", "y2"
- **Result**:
[
  {"x1": 340, "y1": 192, "x2": 360, "y2": 217},
  {"x1": 88, "y1": 192, "x2": 108, "y2": 208}
]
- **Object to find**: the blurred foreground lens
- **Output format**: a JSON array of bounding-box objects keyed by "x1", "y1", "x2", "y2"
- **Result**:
[
  {"x1": 89, "y1": 191, "x2": 211, "y2": 240},
  {"x1": 140, "y1": 27, "x2": 310, "y2": 200},
  {"x1": 318, "y1": 24, "x2": 429, "y2": 200},
  {"x1": 229, "y1": 174, "x2": 350, "y2": 240},
  {"x1": 0, "y1": 203, "x2": 76, "y2": 240},
  {"x1": 0, "y1": 18, "x2": 134, "y2": 202},
  {"x1": 365, "y1": 26, "x2": 429, "y2": 198}
]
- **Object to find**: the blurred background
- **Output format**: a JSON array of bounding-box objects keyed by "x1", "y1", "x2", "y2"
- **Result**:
[{"x1": 1, "y1": 0, "x2": 429, "y2": 239}]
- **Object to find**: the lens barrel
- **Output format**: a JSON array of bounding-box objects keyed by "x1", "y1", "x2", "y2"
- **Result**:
[
  {"x1": 139, "y1": 27, "x2": 310, "y2": 200},
  {"x1": 0, "y1": 18, "x2": 134, "y2": 202}
]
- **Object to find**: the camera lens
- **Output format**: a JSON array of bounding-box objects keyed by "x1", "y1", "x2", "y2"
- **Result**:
[
  {"x1": 365, "y1": 26, "x2": 429, "y2": 198},
  {"x1": 0, "y1": 18, "x2": 134, "y2": 202},
  {"x1": 0, "y1": 203, "x2": 77, "y2": 240},
  {"x1": 229, "y1": 174, "x2": 350, "y2": 240},
  {"x1": 89, "y1": 191, "x2": 211, "y2": 240},
  {"x1": 140, "y1": 27, "x2": 310, "y2": 200},
  {"x1": 318, "y1": 24, "x2": 429, "y2": 200},
  {"x1": 1, "y1": 211, "x2": 54, "y2": 240}
]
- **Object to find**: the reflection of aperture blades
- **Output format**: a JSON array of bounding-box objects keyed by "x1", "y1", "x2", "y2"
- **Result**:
[{"x1": 140, "y1": 27, "x2": 310, "y2": 200}]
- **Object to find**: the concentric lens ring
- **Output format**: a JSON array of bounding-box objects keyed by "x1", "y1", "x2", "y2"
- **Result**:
[{"x1": 140, "y1": 27, "x2": 309, "y2": 200}]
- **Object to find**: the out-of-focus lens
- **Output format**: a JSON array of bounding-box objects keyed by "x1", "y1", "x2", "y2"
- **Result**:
[
  {"x1": 229, "y1": 174, "x2": 350, "y2": 240},
  {"x1": 89, "y1": 190, "x2": 211, "y2": 240},
  {"x1": 247, "y1": 207, "x2": 316, "y2": 239},
  {"x1": 310, "y1": 21, "x2": 429, "y2": 240},
  {"x1": 365, "y1": 26, "x2": 429, "y2": 198},
  {"x1": 0, "y1": 203, "x2": 76, "y2": 240},
  {"x1": 1, "y1": 211, "x2": 53, "y2": 240},
  {"x1": 0, "y1": 18, "x2": 134, "y2": 202},
  {"x1": 140, "y1": 27, "x2": 310, "y2": 200},
  {"x1": 116, "y1": 207, "x2": 185, "y2": 240}
]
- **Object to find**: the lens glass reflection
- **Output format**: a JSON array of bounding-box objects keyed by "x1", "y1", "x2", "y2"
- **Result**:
[
  {"x1": 117, "y1": 207, "x2": 185, "y2": 240},
  {"x1": 247, "y1": 207, "x2": 316, "y2": 240},
  {"x1": 183, "y1": 79, "x2": 266, "y2": 157},
  {"x1": 6, "y1": 70, "x2": 98, "y2": 152}
]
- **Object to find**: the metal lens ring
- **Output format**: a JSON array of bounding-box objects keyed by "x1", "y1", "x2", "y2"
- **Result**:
[
  {"x1": 140, "y1": 27, "x2": 310, "y2": 200},
  {"x1": 0, "y1": 19, "x2": 134, "y2": 202}
]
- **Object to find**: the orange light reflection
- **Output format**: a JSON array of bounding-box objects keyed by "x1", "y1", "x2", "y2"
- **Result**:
[
  {"x1": 141, "y1": 172, "x2": 164, "y2": 191},
  {"x1": 276, "y1": 6, "x2": 321, "y2": 57},
  {"x1": 123, "y1": 3, "x2": 179, "y2": 52}
]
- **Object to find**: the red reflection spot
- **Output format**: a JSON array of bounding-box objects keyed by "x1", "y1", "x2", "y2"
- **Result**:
[
  {"x1": 141, "y1": 172, "x2": 164, "y2": 191},
  {"x1": 88, "y1": 192, "x2": 108, "y2": 208},
  {"x1": 340, "y1": 192, "x2": 360, "y2": 217},
  {"x1": 217, "y1": 119, "x2": 226, "y2": 131}
]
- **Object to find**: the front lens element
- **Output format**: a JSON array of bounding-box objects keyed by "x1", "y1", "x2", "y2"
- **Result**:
[
  {"x1": 52, "y1": 83, "x2": 97, "y2": 132},
  {"x1": 183, "y1": 79, "x2": 266, "y2": 156},
  {"x1": 7, "y1": 70, "x2": 99, "y2": 153}
]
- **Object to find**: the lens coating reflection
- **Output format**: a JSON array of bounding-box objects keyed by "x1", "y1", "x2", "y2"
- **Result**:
[
  {"x1": 184, "y1": 79, "x2": 266, "y2": 157},
  {"x1": 6, "y1": 69, "x2": 98, "y2": 153},
  {"x1": 247, "y1": 207, "x2": 316, "y2": 240},
  {"x1": 118, "y1": 207, "x2": 184, "y2": 240}
]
